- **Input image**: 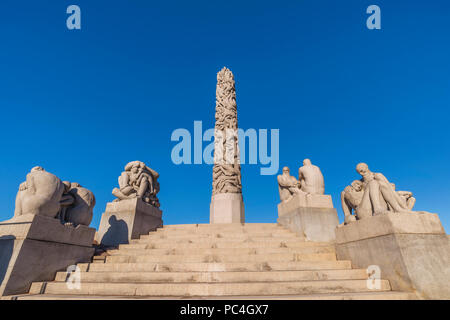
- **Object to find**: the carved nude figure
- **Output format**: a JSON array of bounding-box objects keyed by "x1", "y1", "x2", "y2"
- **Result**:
[
  {"x1": 14, "y1": 166, "x2": 65, "y2": 218},
  {"x1": 341, "y1": 180, "x2": 364, "y2": 224},
  {"x1": 112, "y1": 161, "x2": 160, "y2": 207},
  {"x1": 65, "y1": 182, "x2": 96, "y2": 226},
  {"x1": 298, "y1": 159, "x2": 325, "y2": 195},
  {"x1": 391, "y1": 183, "x2": 416, "y2": 210},
  {"x1": 355, "y1": 163, "x2": 412, "y2": 219},
  {"x1": 13, "y1": 167, "x2": 95, "y2": 226},
  {"x1": 277, "y1": 167, "x2": 303, "y2": 202}
]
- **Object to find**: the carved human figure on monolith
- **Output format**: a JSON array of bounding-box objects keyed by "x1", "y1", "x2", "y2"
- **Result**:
[
  {"x1": 212, "y1": 67, "x2": 242, "y2": 195},
  {"x1": 277, "y1": 167, "x2": 302, "y2": 202},
  {"x1": 298, "y1": 159, "x2": 325, "y2": 195},
  {"x1": 112, "y1": 161, "x2": 160, "y2": 208}
]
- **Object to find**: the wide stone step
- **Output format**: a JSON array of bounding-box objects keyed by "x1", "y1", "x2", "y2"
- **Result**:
[
  {"x1": 54, "y1": 269, "x2": 368, "y2": 283},
  {"x1": 108, "y1": 246, "x2": 335, "y2": 256},
  {"x1": 105, "y1": 252, "x2": 336, "y2": 263},
  {"x1": 152, "y1": 228, "x2": 293, "y2": 235},
  {"x1": 78, "y1": 260, "x2": 352, "y2": 272},
  {"x1": 131, "y1": 237, "x2": 306, "y2": 245},
  {"x1": 161, "y1": 223, "x2": 278, "y2": 230},
  {"x1": 143, "y1": 232, "x2": 296, "y2": 239},
  {"x1": 29, "y1": 279, "x2": 391, "y2": 296},
  {"x1": 7, "y1": 291, "x2": 416, "y2": 300},
  {"x1": 121, "y1": 241, "x2": 332, "y2": 250}
]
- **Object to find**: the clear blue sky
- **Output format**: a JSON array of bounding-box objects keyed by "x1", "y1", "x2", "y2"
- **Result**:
[{"x1": 0, "y1": 0, "x2": 449, "y2": 233}]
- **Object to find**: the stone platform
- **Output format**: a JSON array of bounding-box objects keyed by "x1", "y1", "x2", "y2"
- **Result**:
[
  {"x1": 97, "y1": 198, "x2": 163, "y2": 247},
  {"x1": 336, "y1": 212, "x2": 450, "y2": 299},
  {"x1": 210, "y1": 193, "x2": 245, "y2": 224},
  {"x1": 277, "y1": 193, "x2": 339, "y2": 242},
  {"x1": 6, "y1": 223, "x2": 415, "y2": 300},
  {"x1": 0, "y1": 214, "x2": 95, "y2": 296}
]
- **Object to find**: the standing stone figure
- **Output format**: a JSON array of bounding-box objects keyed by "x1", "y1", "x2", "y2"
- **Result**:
[
  {"x1": 13, "y1": 166, "x2": 95, "y2": 226},
  {"x1": 112, "y1": 160, "x2": 160, "y2": 208},
  {"x1": 277, "y1": 167, "x2": 302, "y2": 202},
  {"x1": 298, "y1": 159, "x2": 325, "y2": 195},
  {"x1": 212, "y1": 67, "x2": 242, "y2": 195}
]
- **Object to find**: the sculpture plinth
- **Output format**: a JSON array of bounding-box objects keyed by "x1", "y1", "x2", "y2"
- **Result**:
[
  {"x1": 276, "y1": 162, "x2": 338, "y2": 242},
  {"x1": 277, "y1": 193, "x2": 339, "y2": 242},
  {"x1": 210, "y1": 193, "x2": 245, "y2": 224},
  {"x1": 97, "y1": 198, "x2": 163, "y2": 247},
  {"x1": 335, "y1": 212, "x2": 450, "y2": 299},
  {"x1": 0, "y1": 214, "x2": 95, "y2": 296}
]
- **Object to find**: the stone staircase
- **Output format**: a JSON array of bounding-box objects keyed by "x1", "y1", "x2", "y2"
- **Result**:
[{"x1": 9, "y1": 223, "x2": 416, "y2": 299}]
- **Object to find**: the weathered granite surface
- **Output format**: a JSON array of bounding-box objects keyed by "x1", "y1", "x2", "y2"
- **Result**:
[
  {"x1": 210, "y1": 67, "x2": 244, "y2": 223},
  {"x1": 277, "y1": 193, "x2": 338, "y2": 242},
  {"x1": 335, "y1": 212, "x2": 450, "y2": 299},
  {"x1": 0, "y1": 214, "x2": 95, "y2": 296},
  {"x1": 210, "y1": 193, "x2": 245, "y2": 224},
  {"x1": 97, "y1": 198, "x2": 163, "y2": 247}
]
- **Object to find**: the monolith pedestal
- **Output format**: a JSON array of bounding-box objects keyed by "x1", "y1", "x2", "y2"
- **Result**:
[
  {"x1": 277, "y1": 193, "x2": 339, "y2": 242},
  {"x1": 0, "y1": 214, "x2": 95, "y2": 296},
  {"x1": 210, "y1": 193, "x2": 245, "y2": 224},
  {"x1": 97, "y1": 198, "x2": 163, "y2": 247}
]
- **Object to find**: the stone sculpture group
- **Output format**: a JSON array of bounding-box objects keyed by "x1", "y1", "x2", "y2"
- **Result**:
[
  {"x1": 1, "y1": 66, "x2": 448, "y2": 300},
  {"x1": 112, "y1": 160, "x2": 160, "y2": 208},
  {"x1": 277, "y1": 159, "x2": 325, "y2": 203},
  {"x1": 212, "y1": 67, "x2": 242, "y2": 195},
  {"x1": 14, "y1": 166, "x2": 95, "y2": 227},
  {"x1": 340, "y1": 163, "x2": 419, "y2": 224}
]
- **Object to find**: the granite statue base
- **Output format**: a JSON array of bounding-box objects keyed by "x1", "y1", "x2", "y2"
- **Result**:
[
  {"x1": 97, "y1": 198, "x2": 163, "y2": 247},
  {"x1": 210, "y1": 193, "x2": 245, "y2": 224},
  {"x1": 0, "y1": 214, "x2": 95, "y2": 296},
  {"x1": 335, "y1": 212, "x2": 450, "y2": 299},
  {"x1": 277, "y1": 193, "x2": 338, "y2": 242}
]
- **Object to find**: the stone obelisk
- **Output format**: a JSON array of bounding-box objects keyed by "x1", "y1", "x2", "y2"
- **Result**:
[{"x1": 210, "y1": 67, "x2": 245, "y2": 223}]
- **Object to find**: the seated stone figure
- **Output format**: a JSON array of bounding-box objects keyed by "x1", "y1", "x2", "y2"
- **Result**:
[
  {"x1": 340, "y1": 180, "x2": 364, "y2": 224},
  {"x1": 277, "y1": 166, "x2": 303, "y2": 202},
  {"x1": 112, "y1": 161, "x2": 160, "y2": 207},
  {"x1": 14, "y1": 166, "x2": 65, "y2": 218},
  {"x1": 354, "y1": 163, "x2": 419, "y2": 219},
  {"x1": 298, "y1": 159, "x2": 325, "y2": 195},
  {"x1": 14, "y1": 167, "x2": 95, "y2": 227}
]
